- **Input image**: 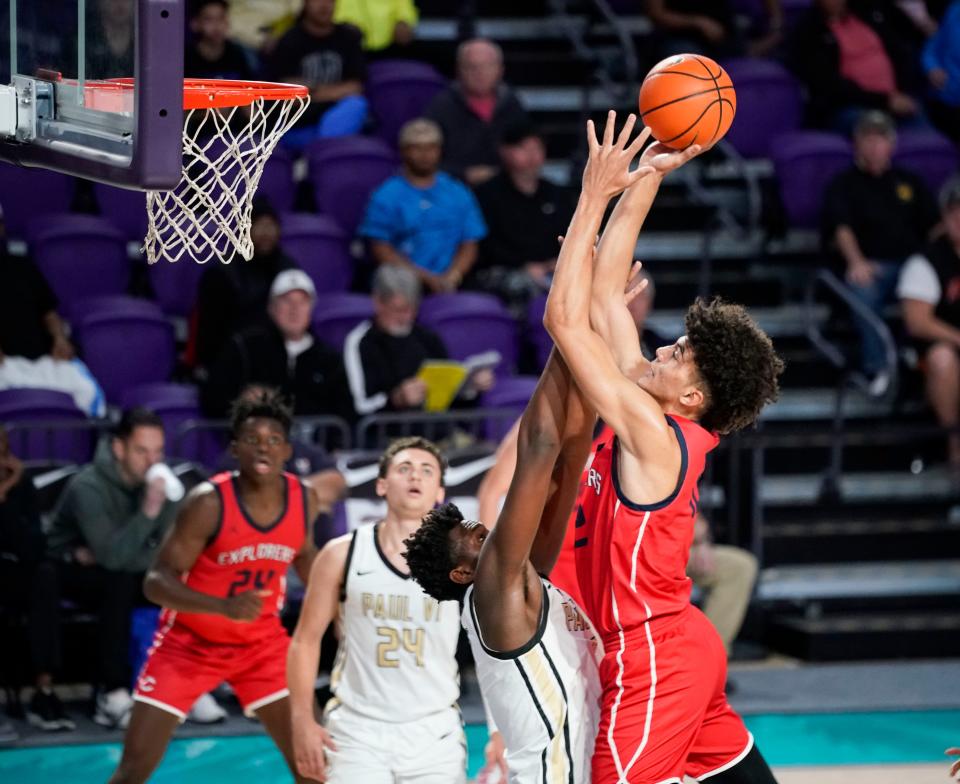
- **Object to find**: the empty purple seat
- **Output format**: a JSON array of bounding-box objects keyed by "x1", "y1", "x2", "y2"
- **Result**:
[
  {"x1": 259, "y1": 146, "x2": 297, "y2": 214},
  {"x1": 419, "y1": 296, "x2": 518, "y2": 374},
  {"x1": 0, "y1": 388, "x2": 93, "y2": 463},
  {"x1": 481, "y1": 375, "x2": 539, "y2": 441},
  {"x1": 721, "y1": 59, "x2": 804, "y2": 158},
  {"x1": 280, "y1": 214, "x2": 354, "y2": 293},
  {"x1": 312, "y1": 293, "x2": 375, "y2": 351},
  {"x1": 525, "y1": 292, "x2": 553, "y2": 370},
  {"x1": 148, "y1": 257, "x2": 207, "y2": 318},
  {"x1": 306, "y1": 136, "x2": 398, "y2": 236},
  {"x1": 93, "y1": 182, "x2": 149, "y2": 243},
  {"x1": 419, "y1": 292, "x2": 505, "y2": 322},
  {"x1": 893, "y1": 130, "x2": 960, "y2": 196},
  {"x1": 0, "y1": 164, "x2": 75, "y2": 240},
  {"x1": 366, "y1": 60, "x2": 447, "y2": 147},
  {"x1": 75, "y1": 298, "x2": 175, "y2": 403},
  {"x1": 771, "y1": 131, "x2": 852, "y2": 228},
  {"x1": 29, "y1": 215, "x2": 130, "y2": 319}
]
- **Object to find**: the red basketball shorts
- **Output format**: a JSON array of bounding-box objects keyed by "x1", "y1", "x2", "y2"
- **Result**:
[
  {"x1": 592, "y1": 606, "x2": 753, "y2": 783},
  {"x1": 133, "y1": 620, "x2": 291, "y2": 720}
]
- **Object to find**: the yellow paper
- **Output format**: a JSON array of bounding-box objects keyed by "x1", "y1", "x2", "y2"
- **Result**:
[{"x1": 417, "y1": 362, "x2": 469, "y2": 412}]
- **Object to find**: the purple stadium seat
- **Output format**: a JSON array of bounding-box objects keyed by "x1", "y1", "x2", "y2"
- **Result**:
[
  {"x1": 419, "y1": 296, "x2": 519, "y2": 374},
  {"x1": 481, "y1": 375, "x2": 539, "y2": 441},
  {"x1": 0, "y1": 388, "x2": 93, "y2": 464},
  {"x1": 419, "y1": 292, "x2": 505, "y2": 322},
  {"x1": 893, "y1": 130, "x2": 960, "y2": 196},
  {"x1": 771, "y1": 131, "x2": 852, "y2": 228},
  {"x1": 721, "y1": 59, "x2": 804, "y2": 158},
  {"x1": 118, "y1": 382, "x2": 223, "y2": 466},
  {"x1": 259, "y1": 146, "x2": 297, "y2": 214},
  {"x1": 306, "y1": 136, "x2": 398, "y2": 236},
  {"x1": 93, "y1": 182, "x2": 149, "y2": 243},
  {"x1": 29, "y1": 215, "x2": 130, "y2": 319},
  {"x1": 526, "y1": 292, "x2": 553, "y2": 370},
  {"x1": 366, "y1": 60, "x2": 447, "y2": 147},
  {"x1": 280, "y1": 213, "x2": 354, "y2": 293},
  {"x1": 75, "y1": 298, "x2": 176, "y2": 403},
  {"x1": 148, "y1": 258, "x2": 207, "y2": 318},
  {"x1": 312, "y1": 293, "x2": 375, "y2": 351},
  {"x1": 0, "y1": 164, "x2": 75, "y2": 240}
]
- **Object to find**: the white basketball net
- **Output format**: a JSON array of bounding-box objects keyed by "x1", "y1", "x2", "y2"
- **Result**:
[{"x1": 144, "y1": 93, "x2": 309, "y2": 265}]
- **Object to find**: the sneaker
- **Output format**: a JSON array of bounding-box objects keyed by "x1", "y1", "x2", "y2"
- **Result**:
[
  {"x1": 0, "y1": 721, "x2": 18, "y2": 744},
  {"x1": 27, "y1": 690, "x2": 76, "y2": 732},
  {"x1": 94, "y1": 688, "x2": 134, "y2": 730},
  {"x1": 186, "y1": 692, "x2": 227, "y2": 724}
]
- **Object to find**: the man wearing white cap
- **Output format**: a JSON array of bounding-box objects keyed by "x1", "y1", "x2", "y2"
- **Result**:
[{"x1": 201, "y1": 269, "x2": 353, "y2": 422}]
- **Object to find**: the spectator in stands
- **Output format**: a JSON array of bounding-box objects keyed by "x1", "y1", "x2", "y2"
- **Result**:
[
  {"x1": 220, "y1": 0, "x2": 301, "y2": 52},
  {"x1": 897, "y1": 177, "x2": 960, "y2": 474},
  {"x1": 789, "y1": 0, "x2": 927, "y2": 132},
  {"x1": 424, "y1": 39, "x2": 530, "y2": 186},
  {"x1": 86, "y1": 0, "x2": 134, "y2": 79},
  {"x1": 472, "y1": 120, "x2": 574, "y2": 316},
  {"x1": 0, "y1": 204, "x2": 104, "y2": 417},
  {"x1": 201, "y1": 269, "x2": 353, "y2": 421},
  {"x1": 822, "y1": 110, "x2": 938, "y2": 393},
  {"x1": 335, "y1": 0, "x2": 417, "y2": 55},
  {"x1": 923, "y1": 0, "x2": 960, "y2": 141},
  {"x1": 42, "y1": 409, "x2": 177, "y2": 729},
  {"x1": 645, "y1": 0, "x2": 747, "y2": 59},
  {"x1": 344, "y1": 265, "x2": 493, "y2": 417},
  {"x1": 0, "y1": 426, "x2": 74, "y2": 732},
  {"x1": 193, "y1": 199, "x2": 297, "y2": 369},
  {"x1": 264, "y1": 0, "x2": 368, "y2": 151},
  {"x1": 359, "y1": 118, "x2": 487, "y2": 293},
  {"x1": 185, "y1": 0, "x2": 256, "y2": 80}
]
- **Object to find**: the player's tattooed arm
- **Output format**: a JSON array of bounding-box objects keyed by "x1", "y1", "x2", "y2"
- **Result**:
[{"x1": 144, "y1": 483, "x2": 267, "y2": 621}]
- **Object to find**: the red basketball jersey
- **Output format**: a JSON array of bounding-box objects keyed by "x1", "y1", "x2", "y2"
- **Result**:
[
  {"x1": 164, "y1": 471, "x2": 307, "y2": 645},
  {"x1": 574, "y1": 416, "x2": 719, "y2": 639}
]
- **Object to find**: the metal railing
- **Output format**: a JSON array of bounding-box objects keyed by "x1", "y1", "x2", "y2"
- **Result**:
[{"x1": 356, "y1": 407, "x2": 522, "y2": 449}]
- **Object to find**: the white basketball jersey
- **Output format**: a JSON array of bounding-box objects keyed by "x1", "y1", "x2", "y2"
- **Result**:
[
  {"x1": 329, "y1": 522, "x2": 462, "y2": 722},
  {"x1": 463, "y1": 579, "x2": 603, "y2": 784}
]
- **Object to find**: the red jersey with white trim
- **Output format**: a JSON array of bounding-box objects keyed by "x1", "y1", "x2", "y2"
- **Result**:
[
  {"x1": 164, "y1": 471, "x2": 307, "y2": 645},
  {"x1": 574, "y1": 416, "x2": 719, "y2": 638}
]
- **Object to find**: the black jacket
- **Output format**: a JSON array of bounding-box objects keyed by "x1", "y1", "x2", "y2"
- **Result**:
[{"x1": 201, "y1": 320, "x2": 354, "y2": 421}]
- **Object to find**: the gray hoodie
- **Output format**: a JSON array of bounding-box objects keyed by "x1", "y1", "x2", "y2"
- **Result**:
[{"x1": 47, "y1": 439, "x2": 177, "y2": 573}]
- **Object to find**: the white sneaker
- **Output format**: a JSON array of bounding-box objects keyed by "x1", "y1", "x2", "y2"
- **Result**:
[
  {"x1": 94, "y1": 688, "x2": 134, "y2": 729},
  {"x1": 186, "y1": 692, "x2": 227, "y2": 724}
]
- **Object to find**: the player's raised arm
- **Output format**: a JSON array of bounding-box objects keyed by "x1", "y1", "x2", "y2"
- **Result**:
[
  {"x1": 589, "y1": 140, "x2": 701, "y2": 378},
  {"x1": 287, "y1": 535, "x2": 348, "y2": 781},
  {"x1": 545, "y1": 113, "x2": 677, "y2": 462},
  {"x1": 291, "y1": 480, "x2": 323, "y2": 582},
  {"x1": 144, "y1": 484, "x2": 268, "y2": 621}
]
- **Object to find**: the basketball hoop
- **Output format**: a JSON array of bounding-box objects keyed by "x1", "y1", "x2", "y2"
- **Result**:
[{"x1": 139, "y1": 79, "x2": 310, "y2": 265}]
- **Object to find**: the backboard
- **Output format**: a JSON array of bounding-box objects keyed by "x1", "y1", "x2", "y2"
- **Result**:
[{"x1": 0, "y1": 0, "x2": 184, "y2": 189}]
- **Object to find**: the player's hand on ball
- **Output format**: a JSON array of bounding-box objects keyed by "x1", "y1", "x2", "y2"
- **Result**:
[
  {"x1": 222, "y1": 589, "x2": 271, "y2": 621},
  {"x1": 639, "y1": 138, "x2": 704, "y2": 175},
  {"x1": 583, "y1": 111, "x2": 654, "y2": 198},
  {"x1": 294, "y1": 720, "x2": 338, "y2": 782}
]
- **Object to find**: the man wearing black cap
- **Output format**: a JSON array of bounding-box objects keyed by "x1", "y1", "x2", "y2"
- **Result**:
[
  {"x1": 822, "y1": 110, "x2": 938, "y2": 394},
  {"x1": 472, "y1": 121, "x2": 574, "y2": 316},
  {"x1": 898, "y1": 177, "x2": 960, "y2": 473}
]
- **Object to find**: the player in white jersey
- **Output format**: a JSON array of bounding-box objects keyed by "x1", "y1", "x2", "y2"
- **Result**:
[
  {"x1": 404, "y1": 349, "x2": 602, "y2": 783},
  {"x1": 287, "y1": 437, "x2": 467, "y2": 783}
]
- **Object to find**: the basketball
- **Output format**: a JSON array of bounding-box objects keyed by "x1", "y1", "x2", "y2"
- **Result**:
[{"x1": 638, "y1": 54, "x2": 737, "y2": 150}]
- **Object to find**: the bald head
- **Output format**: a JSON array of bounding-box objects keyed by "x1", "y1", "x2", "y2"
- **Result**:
[{"x1": 457, "y1": 38, "x2": 504, "y2": 98}]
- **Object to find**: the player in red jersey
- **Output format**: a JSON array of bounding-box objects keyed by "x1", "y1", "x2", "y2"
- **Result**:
[
  {"x1": 108, "y1": 390, "x2": 323, "y2": 784},
  {"x1": 544, "y1": 112, "x2": 784, "y2": 783}
]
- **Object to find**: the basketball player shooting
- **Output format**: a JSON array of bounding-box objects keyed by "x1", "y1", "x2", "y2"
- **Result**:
[
  {"x1": 108, "y1": 390, "x2": 323, "y2": 784},
  {"x1": 543, "y1": 111, "x2": 784, "y2": 783},
  {"x1": 403, "y1": 346, "x2": 601, "y2": 783}
]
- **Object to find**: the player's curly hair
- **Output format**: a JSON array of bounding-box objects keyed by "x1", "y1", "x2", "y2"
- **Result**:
[
  {"x1": 685, "y1": 298, "x2": 784, "y2": 435},
  {"x1": 378, "y1": 436, "x2": 447, "y2": 485},
  {"x1": 229, "y1": 387, "x2": 294, "y2": 438},
  {"x1": 402, "y1": 503, "x2": 469, "y2": 603}
]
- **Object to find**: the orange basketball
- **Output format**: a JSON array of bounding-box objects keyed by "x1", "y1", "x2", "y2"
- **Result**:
[{"x1": 638, "y1": 54, "x2": 737, "y2": 150}]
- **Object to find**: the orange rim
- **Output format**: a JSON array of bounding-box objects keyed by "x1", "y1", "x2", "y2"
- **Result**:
[{"x1": 78, "y1": 78, "x2": 309, "y2": 110}]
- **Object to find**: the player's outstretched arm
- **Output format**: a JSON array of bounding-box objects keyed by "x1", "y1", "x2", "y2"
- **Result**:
[
  {"x1": 545, "y1": 114, "x2": 674, "y2": 462},
  {"x1": 589, "y1": 139, "x2": 701, "y2": 378},
  {"x1": 476, "y1": 418, "x2": 520, "y2": 528},
  {"x1": 291, "y1": 481, "x2": 324, "y2": 581},
  {"x1": 144, "y1": 484, "x2": 269, "y2": 620},
  {"x1": 287, "y1": 536, "x2": 348, "y2": 781}
]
